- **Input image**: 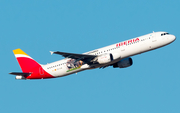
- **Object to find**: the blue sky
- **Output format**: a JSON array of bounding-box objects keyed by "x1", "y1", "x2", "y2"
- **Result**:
[{"x1": 1, "y1": 0, "x2": 180, "y2": 113}]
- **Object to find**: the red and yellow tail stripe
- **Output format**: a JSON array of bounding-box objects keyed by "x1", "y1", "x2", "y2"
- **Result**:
[
  {"x1": 13, "y1": 48, "x2": 32, "y2": 59},
  {"x1": 12, "y1": 48, "x2": 54, "y2": 79}
]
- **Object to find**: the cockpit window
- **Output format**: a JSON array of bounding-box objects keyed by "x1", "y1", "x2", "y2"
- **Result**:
[{"x1": 161, "y1": 33, "x2": 169, "y2": 36}]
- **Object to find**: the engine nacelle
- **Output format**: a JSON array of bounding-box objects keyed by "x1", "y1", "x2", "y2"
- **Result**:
[
  {"x1": 113, "y1": 57, "x2": 133, "y2": 68},
  {"x1": 97, "y1": 54, "x2": 112, "y2": 64}
]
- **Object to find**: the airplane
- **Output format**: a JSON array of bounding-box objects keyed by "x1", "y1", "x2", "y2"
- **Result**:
[{"x1": 9, "y1": 31, "x2": 176, "y2": 80}]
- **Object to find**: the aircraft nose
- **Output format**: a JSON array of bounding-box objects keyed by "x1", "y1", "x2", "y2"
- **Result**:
[{"x1": 171, "y1": 35, "x2": 176, "y2": 42}]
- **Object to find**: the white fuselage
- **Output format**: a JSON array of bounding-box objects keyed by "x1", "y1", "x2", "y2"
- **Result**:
[{"x1": 42, "y1": 31, "x2": 176, "y2": 77}]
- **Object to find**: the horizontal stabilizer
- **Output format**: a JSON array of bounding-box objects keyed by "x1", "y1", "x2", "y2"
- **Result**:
[{"x1": 9, "y1": 72, "x2": 31, "y2": 76}]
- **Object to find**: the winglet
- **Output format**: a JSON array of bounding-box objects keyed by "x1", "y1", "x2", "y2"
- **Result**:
[{"x1": 50, "y1": 51, "x2": 54, "y2": 55}]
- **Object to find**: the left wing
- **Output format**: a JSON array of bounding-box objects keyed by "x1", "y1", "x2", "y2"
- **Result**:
[{"x1": 50, "y1": 51, "x2": 97, "y2": 63}]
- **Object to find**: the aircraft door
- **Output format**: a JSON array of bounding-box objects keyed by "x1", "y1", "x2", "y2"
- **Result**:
[
  {"x1": 120, "y1": 46, "x2": 125, "y2": 52},
  {"x1": 151, "y1": 32, "x2": 157, "y2": 42},
  {"x1": 120, "y1": 44, "x2": 127, "y2": 58},
  {"x1": 39, "y1": 67, "x2": 44, "y2": 75}
]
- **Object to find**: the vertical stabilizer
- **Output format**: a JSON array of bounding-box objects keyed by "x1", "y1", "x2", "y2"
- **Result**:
[{"x1": 13, "y1": 49, "x2": 41, "y2": 72}]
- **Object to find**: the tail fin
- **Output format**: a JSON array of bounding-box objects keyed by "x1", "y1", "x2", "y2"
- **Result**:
[{"x1": 13, "y1": 49, "x2": 41, "y2": 72}]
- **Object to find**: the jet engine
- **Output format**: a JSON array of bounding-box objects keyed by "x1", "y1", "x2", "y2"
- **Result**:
[
  {"x1": 113, "y1": 57, "x2": 133, "y2": 68},
  {"x1": 97, "y1": 53, "x2": 112, "y2": 64}
]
